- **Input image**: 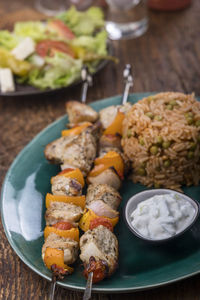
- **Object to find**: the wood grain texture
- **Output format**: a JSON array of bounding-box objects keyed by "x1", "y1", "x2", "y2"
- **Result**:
[{"x1": 1, "y1": 0, "x2": 200, "y2": 299}]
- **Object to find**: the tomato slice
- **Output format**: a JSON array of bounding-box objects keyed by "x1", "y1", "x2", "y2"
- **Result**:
[
  {"x1": 83, "y1": 256, "x2": 108, "y2": 283},
  {"x1": 89, "y1": 217, "x2": 113, "y2": 232},
  {"x1": 48, "y1": 19, "x2": 75, "y2": 40},
  {"x1": 36, "y1": 40, "x2": 75, "y2": 58},
  {"x1": 51, "y1": 264, "x2": 67, "y2": 277},
  {"x1": 52, "y1": 221, "x2": 74, "y2": 230}
]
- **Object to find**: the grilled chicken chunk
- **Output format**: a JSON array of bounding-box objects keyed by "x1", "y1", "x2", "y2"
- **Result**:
[
  {"x1": 87, "y1": 200, "x2": 119, "y2": 219},
  {"x1": 88, "y1": 168, "x2": 121, "y2": 190},
  {"x1": 80, "y1": 225, "x2": 118, "y2": 276},
  {"x1": 99, "y1": 106, "x2": 117, "y2": 129},
  {"x1": 51, "y1": 175, "x2": 82, "y2": 196},
  {"x1": 99, "y1": 103, "x2": 132, "y2": 130},
  {"x1": 44, "y1": 131, "x2": 97, "y2": 176},
  {"x1": 44, "y1": 135, "x2": 74, "y2": 165},
  {"x1": 84, "y1": 121, "x2": 101, "y2": 143},
  {"x1": 45, "y1": 202, "x2": 83, "y2": 225},
  {"x1": 86, "y1": 183, "x2": 121, "y2": 210},
  {"x1": 42, "y1": 233, "x2": 79, "y2": 265},
  {"x1": 66, "y1": 101, "x2": 99, "y2": 124},
  {"x1": 120, "y1": 102, "x2": 132, "y2": 114},
  {"x1": 99, "y1": 134, "x2": 122, "y2": 150}
]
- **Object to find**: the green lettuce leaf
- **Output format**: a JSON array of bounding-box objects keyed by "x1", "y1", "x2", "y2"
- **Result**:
[
  {"x1": 0, "y1": 30, "x2": 18, "y2": 50},
  {"x1": 72, "y1": 30, "x2": 108, "y2": 56},
  {"x1": 57, "y1": 6, "x2": 104, "y2": 36},
  {"x1": 26, "y1": 52, "x2": 82, "y2": 89},
  {"x1": 14, "y1": 21, "x2": 48, "y2": 42}
]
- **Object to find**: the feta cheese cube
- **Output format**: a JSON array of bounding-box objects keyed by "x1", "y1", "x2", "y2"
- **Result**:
[
  {"x1": 0, "y1": 68, "x2": 15, "y2": 93},
  {"x1": 30, "y1": 54, "x2": 45, "y2": 67},
  {"x1": 11, "y1": 37, "x2": 35, "y2": 61}
]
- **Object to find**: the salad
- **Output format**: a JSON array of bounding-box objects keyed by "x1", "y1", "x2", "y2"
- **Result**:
[{"x1": 0, "y1": 6, "x2": 111, "y2": 92}]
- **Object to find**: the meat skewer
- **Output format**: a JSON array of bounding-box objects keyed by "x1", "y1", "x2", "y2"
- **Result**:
[
  {"x1": 79, "y1": 187, "x2": 120, "y2": 296},
  {"x1": 81, "y1": 65, "x2": 133, "y2": 300},
  {"x1": 45, "y1": 169, "x2": 84, "y2": 300},
  {"x1": 45, "y1": 67, "x2": 97, "y2": 300}
]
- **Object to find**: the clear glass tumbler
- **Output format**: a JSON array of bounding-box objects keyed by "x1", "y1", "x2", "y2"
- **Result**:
[
  {"x1": 35, "y1": 0, "x2": 92, "y2": 16},
  {"x1": 105, "y1": 0, "x2": 148, "y2": 40}
]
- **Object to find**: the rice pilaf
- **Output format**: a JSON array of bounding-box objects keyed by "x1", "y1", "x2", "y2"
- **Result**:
[{"x1": 122, "y1": 92, "x2": 200, "y2": 191}]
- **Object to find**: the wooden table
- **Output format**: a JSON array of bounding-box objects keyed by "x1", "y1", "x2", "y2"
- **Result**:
[{"x1": 1, "y1": 1, "x2": 200, "y2": 299}]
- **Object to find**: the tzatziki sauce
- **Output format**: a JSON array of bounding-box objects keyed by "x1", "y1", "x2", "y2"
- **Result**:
[{"x1": 130, "y1": 193, "x2": 196, "y2": 240}]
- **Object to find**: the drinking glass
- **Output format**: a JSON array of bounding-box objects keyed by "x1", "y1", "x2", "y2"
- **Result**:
[
  {"x1": 35, "y1": 0, "x2": 92, "y2": 16},
  {"x1": 105, "y1": 0, "x2": 148, "y2": 40}
]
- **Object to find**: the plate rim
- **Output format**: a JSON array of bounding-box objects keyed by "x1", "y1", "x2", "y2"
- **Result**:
[{"x1": 1, "y1": 92, "x2": 200, "y2": 293}]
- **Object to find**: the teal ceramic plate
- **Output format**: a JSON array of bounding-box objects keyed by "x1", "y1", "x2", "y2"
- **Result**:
[{"x1": 1, "y1": 93, "x2": 200, "y2": 293}]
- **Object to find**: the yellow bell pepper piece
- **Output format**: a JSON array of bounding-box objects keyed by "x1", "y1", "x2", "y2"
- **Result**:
[
  {"x1": 51, "y1": 168, "x2": 85, "y2": 187},
  {"x1": 103, "y1": 111, "x2": 125, "y2": 136},
  {"x1": 94, "y1": 151, "x2": 124, "y2": 176},
  {"x1": 0, "y1": 47, "x2": 32, "y2": 76},
  {"x1": 70, "y1": 45, "x2": 86, "y2": 59},
  {"x1": 45, "y1": 193, "x2": 85, "y2": 210},
  {"x1": 62, "y1": 122, "x2": 92, "y2": 137},
  {"x1": 44, "y1": 227, "x2": 79, "y2": 242},
  {"x1": 79, "y1": 209, "x2": 119, "y2": 232},
  {"x1": 44, "y1": 247, "x2": 74, "y2": 273}
]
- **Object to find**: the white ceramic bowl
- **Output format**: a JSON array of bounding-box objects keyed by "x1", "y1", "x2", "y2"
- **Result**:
[{"x1": 124, "y1": 189, "x2": 200, "y2": 243}]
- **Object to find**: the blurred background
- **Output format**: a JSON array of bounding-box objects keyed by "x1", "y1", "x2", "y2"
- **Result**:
[{"x1": 0, "y1": 0, "x2": 199, "y2": 98}]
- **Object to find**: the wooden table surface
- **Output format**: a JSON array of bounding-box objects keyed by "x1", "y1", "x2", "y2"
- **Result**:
[{"x1": 1, "y1": 1, "x2": 200, "y2": 299}]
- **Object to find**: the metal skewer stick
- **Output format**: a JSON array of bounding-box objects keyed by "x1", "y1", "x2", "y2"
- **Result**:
[
  {"x1": 121, "y1": 64, "x2": 134, "y2": 105},
  {"x1": 80, "y1": 68, "x2": 95, "y2": 300},
  {"x1": 48, "y1": 265, "x2": 68, "y2": 300},
  {"x1": 83, "y1": 271, "x2": 93, "y2": 300},
  {"x1": 48, "y1": 273, "x2": 57, "y2": 300},
  {"x1": 81, "y1": 66, "x2": 93, "y2": 104}
]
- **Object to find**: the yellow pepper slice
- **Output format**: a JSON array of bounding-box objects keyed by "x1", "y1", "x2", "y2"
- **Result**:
[
  {"x1": 62, "y1": 122, "x2": 92, "y2": 137},
  {"x1": 51, "y1": 168, "x2": 85, "y2": 187},
  {"x1": 103, "y1": 111, "x2": 125, "y2": 136},
  {"x1": 94, "y1": 151, "x2": 124, "y2": 175},
  {"x1": 45, "y1": 193, "x2": 85, "y2": 210},
  {"x1": 44, "y1": 227, "x2": 79, "y2": 242},
  {"x1": 44, "y1": 247, "x2": 74, "y2": 273},
  {"x1": 0, "y1": 47, "x2": 32, "y2": 76},
  {"x1": 79, "y1": 208, "x2": 119, "y2": 232}
]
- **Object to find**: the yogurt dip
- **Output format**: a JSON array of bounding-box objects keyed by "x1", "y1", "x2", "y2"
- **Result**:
[{"x1": 130, "y1": 193, "x2": 196, "y2": 240}]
